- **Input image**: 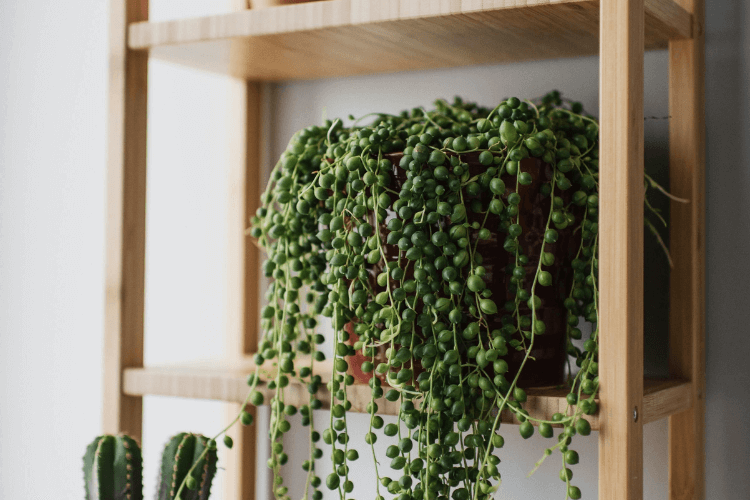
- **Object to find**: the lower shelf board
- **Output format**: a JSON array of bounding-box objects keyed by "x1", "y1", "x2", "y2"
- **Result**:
[{"x1": 123, "y1": 360, "x2": 691, "y2": 430}]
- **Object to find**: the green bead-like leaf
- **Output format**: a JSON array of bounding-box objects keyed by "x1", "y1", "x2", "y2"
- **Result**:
[
  {"x1": 500, "y1": 120, "x2": 518, "y2": 146},
  {"x1": 479, "y1": 299, "x2": 498, "y2": 315}
]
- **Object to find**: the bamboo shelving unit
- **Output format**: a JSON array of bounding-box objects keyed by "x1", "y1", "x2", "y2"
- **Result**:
[{"x1": 104, "y1": 1, "x2": 705, "y2": 499}]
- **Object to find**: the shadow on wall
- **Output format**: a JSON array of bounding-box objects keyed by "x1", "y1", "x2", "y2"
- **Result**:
[
  {"x1": 644, "y1": 120, "x2": 671, "y2": 379},
  {"x1": 704, "y1": 0, "x2": 750, "y2": 497}
]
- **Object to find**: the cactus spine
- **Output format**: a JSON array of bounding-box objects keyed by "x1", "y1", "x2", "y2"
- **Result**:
[
  {"x1": 84, "y1": 433, "x2": 216, "y2": 500},
  {"x1": 83, "y1": 434, "x2": 144, "y2": 500}
]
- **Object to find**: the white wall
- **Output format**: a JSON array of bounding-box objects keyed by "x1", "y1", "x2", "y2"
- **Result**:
[
  {"x1": 0, "y1": 2, "x2": 108, "y2": 498},
  {"x1": 703, "y1": 0, "x2": 750, "y2": 497},
  {"x1": 1, "y1": 1, "x2": 749, "y2": 499},
  {"x1": 0, "y1": 1, "x2": 244, "y2": 499}
]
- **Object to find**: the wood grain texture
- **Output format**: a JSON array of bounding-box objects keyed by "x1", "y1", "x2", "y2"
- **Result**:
[
  {"x1": 235, "y1": 80, "x2": 264, "y2": 500},
  {"x1": 668, "y1": 0, "x2": 705, "y2": 497},
  {"x1": 122, "y1": 363, "x2": 691, "y2": 430},
  {"x1": 244, "y1": 82, "x2": 262, "y2": 357},
  {"x1": 598, "y1": 0, "x2": 645, "y2": 498},
  {"x1": 126, "y1": 0, "x2": 691, "y2": 81},
  {"x1": 498, "y1": 378, "x2": 691, "y2": 428},
  {"x1": 222, "y1": 81, "x2": 264, "y2": 500},
  {"x1": 103, "y1": 0, "x2": 148, "y2": 439}
]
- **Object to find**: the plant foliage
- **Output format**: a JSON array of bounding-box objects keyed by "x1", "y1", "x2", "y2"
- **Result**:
[
  {"x1": 131, "y1": 91, "x2": 674, "y2": 500},
  {"x1": 247, "y1": 92, "x2": 603, "y2": 500}
]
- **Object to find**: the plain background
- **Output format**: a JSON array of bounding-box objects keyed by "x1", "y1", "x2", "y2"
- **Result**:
[{"x1": 1, "y1": 1, "x2": 748, "y2": 499}]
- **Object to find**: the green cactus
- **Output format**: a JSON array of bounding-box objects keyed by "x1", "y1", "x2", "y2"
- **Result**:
[
  {"x1": 83, "y1": 434, "x2": 143, "y2": 500},
  {"x1": 157, "y1": 433, "x2": 217, "y2": 500},
  {"x1": 83, "y1": 433, "x2": 216, "y2": 500}
]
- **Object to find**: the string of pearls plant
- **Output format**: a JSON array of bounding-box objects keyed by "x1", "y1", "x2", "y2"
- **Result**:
[{"x1": 215, "y1": 92, "x2": 672, "y2": 500}]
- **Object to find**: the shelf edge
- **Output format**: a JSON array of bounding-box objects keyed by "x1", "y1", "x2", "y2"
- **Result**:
[{"x1": 123, "y1": 366, "x2": 692, "y2": 430}]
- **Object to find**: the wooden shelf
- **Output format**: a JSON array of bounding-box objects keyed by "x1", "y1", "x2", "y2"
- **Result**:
[
  {"x1": 123, "y1": 361, "x2": 691, "y2": 430},
  {"x1": 128, "y1": 0, "x2": 692, "y2": 81},
  {"x1": 109, "y1": 0, "x2": 705, "y2": 495}
]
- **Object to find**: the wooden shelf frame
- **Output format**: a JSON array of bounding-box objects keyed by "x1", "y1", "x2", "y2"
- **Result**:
[{"x1": 105, "y1": 1, "x2": 705, "y2": 499}]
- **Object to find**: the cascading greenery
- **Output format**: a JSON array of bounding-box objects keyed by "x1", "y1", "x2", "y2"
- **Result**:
[
  {"x1": 83, "y1": 433, "x2": 217, "y2": 500},
  {"x1": 141, "y1": 91, "x2": 673, "y2": 500},
  {"x1": 245, "y1": 91, "x2": 608, "y2": 500}
]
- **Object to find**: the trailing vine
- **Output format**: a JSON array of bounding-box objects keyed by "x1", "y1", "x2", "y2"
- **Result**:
[{"x1": 204, "y1": 91, "x2": 673, "y2": 500}]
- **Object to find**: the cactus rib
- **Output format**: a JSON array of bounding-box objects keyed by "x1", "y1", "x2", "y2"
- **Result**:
[
  {"x1": 83, "y1": 435, "x2": 144, "y2": 500},
  {"x1": 158, "y1": 433, "x2": 218, "y2": 500}
]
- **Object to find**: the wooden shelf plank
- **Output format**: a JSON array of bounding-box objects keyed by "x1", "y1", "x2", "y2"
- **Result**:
[
  {"x1": 123, "y1": 362, "x2": 691, "y2": 430},
  {"x1": 127, "y1": 0, "x2": 691, "y2": 81}
]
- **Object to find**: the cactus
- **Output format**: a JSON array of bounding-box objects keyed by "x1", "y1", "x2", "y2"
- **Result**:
[
  {"x1": 83, "y1": 434, "x2": 143, "y2": 500},
  {"x1": 83, "y1": 433, "x2": 216, "y2": 500},
  {"x1": 157, "y1": 433, "x2": 217, "y2": 500}
]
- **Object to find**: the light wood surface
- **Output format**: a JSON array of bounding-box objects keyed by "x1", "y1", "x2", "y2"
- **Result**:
[
  {"x1": 221, "y1": 79, "x2": 264, "y2": 500},
  {"x1": 231, "y1": 80, "x2": 264, "y2": 500},
  {"x1": 598, "y1": 0, "x2": 645, "y2": 498},
  {"x1": 103, "y1": 0, "x2": 149, "y2": 440},
  {"x1": 126, "y1": 0, "x2": 691, "y2": 81},
  {"x1": 122, "y1": 362, "x2": 691, "y2": 431},
  {"x1": 668, "y1": 0, "x2": 705, "y2": 497},
  {"x1": 498, "y1": 378, "x2": 691, "y2": 428},
  {"x1": 243, "y1": 83, "x2": 263, "y2": 358}
]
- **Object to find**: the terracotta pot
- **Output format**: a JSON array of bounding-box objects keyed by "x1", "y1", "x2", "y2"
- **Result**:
[
  {"x1": 345, "y1": 322, "x2": 387, "y2": 384},
  {"x1": 344, "y1": 153, "x2": 577, "y2": 388},
  {"x1": 490, "y1": 157, "x2": 579, "y2": 387}
]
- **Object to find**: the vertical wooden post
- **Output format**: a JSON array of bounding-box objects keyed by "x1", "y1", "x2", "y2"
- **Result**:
[
  {"x1": 599, "y1": 0, "x2": 645, "y2": 498},
  {"x1": 103, "y1": 0, "x2": 149, "y2": 439},
  {"x1": 668, "y1": 0, "x2": 705, "y2": 498},
  {"x1": 225, "y1": 81, "x2": 263, "y2": 500},
  {"x1": 239, "y1": 80, "x2": 262, "y2": 500},
  {"x1": 244, "y1": 82, "x2": 262, "y2": 365}
]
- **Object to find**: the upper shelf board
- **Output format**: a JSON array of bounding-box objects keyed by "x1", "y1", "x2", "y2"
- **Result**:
[{"x1": 129, "y1": 0, "x2": 692, "y2": 81}]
